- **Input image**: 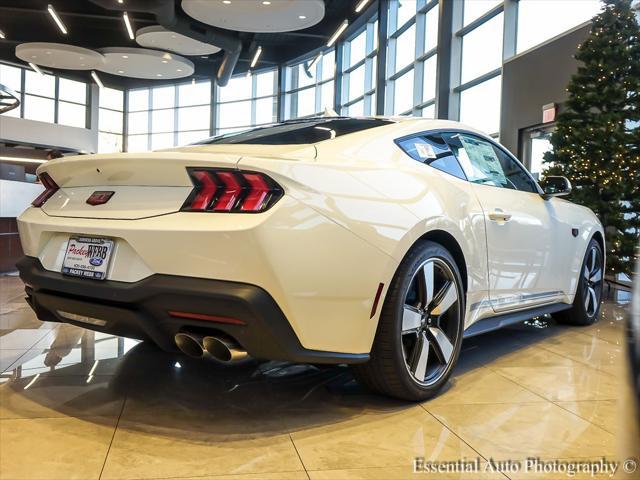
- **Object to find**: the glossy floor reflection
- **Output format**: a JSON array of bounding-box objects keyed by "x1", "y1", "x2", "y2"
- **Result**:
[{"x1": 0, "y1": 274, "x2": 636, "y2": 480}]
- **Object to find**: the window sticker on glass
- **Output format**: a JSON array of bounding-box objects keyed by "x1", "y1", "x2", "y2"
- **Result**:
[
  {"x1": 415, "y1": 142, "x2": 437, "y2": 159},
  {"x1": 459, "y1": 135, "x2": 507, "y2": 186}
]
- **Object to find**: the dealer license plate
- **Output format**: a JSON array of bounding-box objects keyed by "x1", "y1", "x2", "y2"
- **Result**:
[{"x1": 62, "y1": 236, "x2": 114, "y2": 280}]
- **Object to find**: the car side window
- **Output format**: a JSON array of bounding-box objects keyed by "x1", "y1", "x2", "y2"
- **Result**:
[
  {"x1": 442, "y1": 132, "x2": 538, "y2": 193},
  {"x1": 397, "y1": 134, "x2": 467, "y2": 180}
]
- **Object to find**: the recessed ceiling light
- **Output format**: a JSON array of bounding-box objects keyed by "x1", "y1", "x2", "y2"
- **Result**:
[
  {"x1": 91, "y1": 70, "x2": 104, "y2": 88},
  {"x1": 117, "y1": 0, "x2": 124, "y2": 3},
  {"x1": 28, "y1": 62, "x2": 44, "y2": 75},
  {"x1": 262, "y1": 1, "x2": 271, "y2": 4},
  {"x1": 156, "y1": 73, "x2": 162, "y2": 77},
  {"x1": 117, "y1": 69, "x2": 124, "y2": 73},
  {"x1": 47, "y1": 4, "x2": 68, "y2": 35},
  {"x1": 327, "y1": 19, "x2": 348, "y2": 47},
  {"x1": 122, "y1": 55, "x2": 128, "y2": 58},
  {"x1": 162, "y1": 59, "x2": 168, "y2": 63},
  {"x1": 299, "y1": 15, "x2": 307, "y2": 19},
  {"x1": 250, "y1": 45, "x2": 262, "y2": 68},
  {"x1": 123, "y1": 11, "x2": 135, "y2": 40},
  {"x1": 222, "y1": 0, "x2": 231, "y2": 4},
  {"x1": 355, "y1": 0, "x2": 371, "y2": 13},
  {"x1": 176, "y1": 68, "x2": 182, "y2": 72}
]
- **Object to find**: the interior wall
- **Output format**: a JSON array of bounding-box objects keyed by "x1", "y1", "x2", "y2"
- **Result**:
[{"x1": 499, "y1": 23, "x2": 591, "y2": 156}]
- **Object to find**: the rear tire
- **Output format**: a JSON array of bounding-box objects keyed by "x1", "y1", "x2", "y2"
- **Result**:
[
  {"x1": 352, "y1": 241, "x2": 465, "y2": 401},
  {"x1": 553, "y1": 238, "x2": 604, "y2": 326}
]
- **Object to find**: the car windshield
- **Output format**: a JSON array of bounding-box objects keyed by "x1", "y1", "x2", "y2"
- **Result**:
[{"x1": 195, "y1": 118, "x2": 394, "y2": 145}]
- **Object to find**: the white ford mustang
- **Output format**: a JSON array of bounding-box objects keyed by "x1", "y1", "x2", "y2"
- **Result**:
[{"x1": 17, "y1": 117, "x2": 605, "y2": 400}]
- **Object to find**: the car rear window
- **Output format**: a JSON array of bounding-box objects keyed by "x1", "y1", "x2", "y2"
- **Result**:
[{"x1": 195, "y1": 118, "x2": 393, "y2": 145}]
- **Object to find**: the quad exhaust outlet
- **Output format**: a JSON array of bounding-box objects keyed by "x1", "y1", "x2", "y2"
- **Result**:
[{"x1": 174, "y1": 332, "x2": 248, "y2": 363}]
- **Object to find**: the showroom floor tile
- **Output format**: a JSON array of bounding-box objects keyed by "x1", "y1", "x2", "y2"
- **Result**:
[{"x1": 0, "y1": 274, "x2": 637, "y2": 480}]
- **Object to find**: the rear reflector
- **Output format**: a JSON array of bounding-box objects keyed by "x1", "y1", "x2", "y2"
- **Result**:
[
  {"x1": 32, "y1": 172, "x2": 59, "y2": 207},
  {"x1": 182, "y1": 168, "x2": 283, "y2": 213},
  {"x1": 370, "y1": 282, "x2": 385, "y2": 319},
  {"x1": 168, "y1": 310, "x2": 246, "y2": 325}
]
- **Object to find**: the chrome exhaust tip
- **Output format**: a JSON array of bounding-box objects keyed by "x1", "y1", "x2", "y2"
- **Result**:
[
  {"x1": 203, "y1": 336, "x2": 248, "y2": 363},
  {"x1": 174, "y1": 332, "x2": 206, "y2": 359}
]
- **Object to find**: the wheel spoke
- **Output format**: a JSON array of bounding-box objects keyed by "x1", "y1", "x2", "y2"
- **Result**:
[
  {"x1": 588, "y1": 287, "x2": 598, "y2": 314},
  {"x1": 589, "y1": 248, "x2": 596, "y2": 273},
  {"x1": 428, "y1": 327, "x2": 454, "y2": 364},
  {"x1": 590, "y1": 268, "x2": 602, "y2": 284},
  {"x1": 430, "y1": 282, "x2": 457, "y2": 316},
  {"x1": 421, "y1": 261, "x2": 435, "y2": 309},
  {"x1": 583, "y1": 265, "x2": 590, "y2": 281},
  {"x1": 402, "y1": 306, "x2": 422, "y2": 333},
  {"x1": 410, "y1": 331, "x2": 430, "y2": 381},
  {"x1": 584, "y1": 287, "x2": 593, "y2": 312}
]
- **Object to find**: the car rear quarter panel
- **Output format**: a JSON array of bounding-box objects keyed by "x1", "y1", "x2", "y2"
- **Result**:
[{"x1": 240, "y1": 126, "x2": 490, "y2": 328}]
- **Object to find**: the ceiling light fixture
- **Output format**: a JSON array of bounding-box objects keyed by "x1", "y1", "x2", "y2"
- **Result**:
[
  {"x1": 28, "y1": 62, "x2": 44, "y2": 75},
  {"x1": 117, "y1": 0, "x2": 124, "y2": 3},
  {"x1": 123, "y1": 11, "x2": 135, "y2": 40},
  {"x1": 91, "y1": 70, "x2": 104, "y2": 88},
  {"x1": 0, "y1": 156, "x2": 47, "y2": 165},
  {"x1": 355, "y1": 0, "x2": 371, "y2": 13},
  {"x1": 327, "y1": 20, "x2": 348, "y2": 47},
  {"x1": 250, "y1": 46, "x2": 262, "y2": 68},
  {"x1": 223, "y1": 0, "x2": 231, "y2": 4},
  {"x1": 47, "y1": 4, "x2": 68, "y2": 34},
  {"x1": 298, "y1": 15, "x2": 307, "y2": 20},
  {"x1": 262, "y1": 1, "x2": 271, "y2": 4},
  {"x1": 308, "y1": 51, "x2": 322, "y2": 69},
  {"x1": 0, "y1": 29, "x2": 5, "y2": 39}
]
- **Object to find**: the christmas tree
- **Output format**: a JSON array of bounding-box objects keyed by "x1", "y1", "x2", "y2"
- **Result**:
[{"x1": 544, "y1": 0, "x2": 640, "y2": 277}]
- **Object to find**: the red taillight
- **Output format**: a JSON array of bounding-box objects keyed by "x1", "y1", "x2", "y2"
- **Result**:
[
  {"x1": 32, "y1": 172, "x2": 59, "y2": 207},
  {"x1": 182, "y1": 168, "x2": 283, "y2": 213}
]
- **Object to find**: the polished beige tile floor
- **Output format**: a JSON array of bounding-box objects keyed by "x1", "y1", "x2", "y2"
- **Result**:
[{"x1": 0, "y1": 274, "x2": 638, "y2": 480}]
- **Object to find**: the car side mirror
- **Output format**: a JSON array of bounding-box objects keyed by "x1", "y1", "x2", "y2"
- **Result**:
[{"x1": 540, "y1": 176, "x2": 572, "y2": 199}]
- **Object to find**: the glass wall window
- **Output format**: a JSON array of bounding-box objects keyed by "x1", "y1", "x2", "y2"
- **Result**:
[
  {"x1": 463, "y1": 0, "x2": 501, "y2": 26},
  {"x1": 0, "y1": 64, "x2": 23, "y2": 118},
  {"x1": 457, "y1": 3, "x2": 504, "y2": 135},
  {"x1": 0, "y1": 63, "x2": 88, "y2": 127},
  {"x1": 284, "y1": 50, "x2": 335, "y2": 119},
  {"x1": 126, "y1": 80, "x2": 212, "y2": 152},
  {"x1": 216, "y1": 69, "x2": 276, "y2": 135},
  {"x1": 517, "y1": 0, "x2": 601, "y2": 53},
  {"x1": 98, "y1": 87, "x2": 124, "y2": 153},
  {"x1": 386, "y1": 0, "x2": 438, "y2": 116},
  {"x1": 459, "y1": 75, "x2": 502, "y2": 135},
  {"x1": 341, "y1": 18, "x2": 378, "y2": 115},
  {"x1": 460, "y1": 13, "x2": 503, "y2": 84}
]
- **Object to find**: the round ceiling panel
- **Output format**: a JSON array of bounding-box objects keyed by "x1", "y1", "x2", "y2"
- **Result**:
[
  {"x1": 98, "y1": 47, "x2": 194, "y2": 79},
  {"x1": 136, "y1": 25, "x2": 221, "y2": 56},
  {"x1": 181, "y1": 0, "x2": 325, "y2": 33},
  {"x1": 15, "y1": 42, "x2": 104, "y2": 70}
]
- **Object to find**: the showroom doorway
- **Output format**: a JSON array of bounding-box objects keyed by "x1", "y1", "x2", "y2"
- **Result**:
[{"x1": 520, "y1": 125, "x2": 555, "y2": 181}]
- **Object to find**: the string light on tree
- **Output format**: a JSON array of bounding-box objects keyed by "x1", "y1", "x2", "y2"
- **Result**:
[{"x1": 543, "y1": 0, "x2": 640, "y2": 277}]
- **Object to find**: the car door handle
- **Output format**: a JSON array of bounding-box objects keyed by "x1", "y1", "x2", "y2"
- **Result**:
[{"x1": 488, "y1": 209, "x2": 512, "y2": 222}]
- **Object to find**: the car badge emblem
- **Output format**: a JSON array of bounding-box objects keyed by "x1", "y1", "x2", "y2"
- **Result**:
[{"x1": 86, "y1": 191, "x2": 115, "y2": 206}]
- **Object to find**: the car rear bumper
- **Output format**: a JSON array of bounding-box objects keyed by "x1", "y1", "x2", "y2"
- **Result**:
[{"x1": 17, "y1": 256, "x2": 369, "y2": 365}]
